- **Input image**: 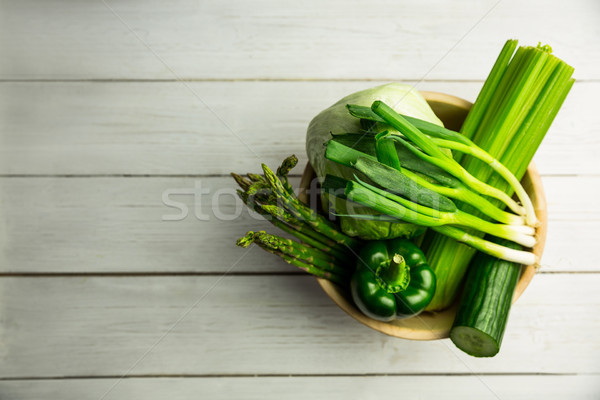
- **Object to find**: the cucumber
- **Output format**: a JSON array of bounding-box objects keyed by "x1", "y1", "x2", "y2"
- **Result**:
[{"x1": 450, "y1": 240, "x2": 521, "y2": 357}]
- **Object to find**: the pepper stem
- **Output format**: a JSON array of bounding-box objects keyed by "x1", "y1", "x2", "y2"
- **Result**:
[{"x1": 376, "y1": 254, "x2": 410, "y2": 294}]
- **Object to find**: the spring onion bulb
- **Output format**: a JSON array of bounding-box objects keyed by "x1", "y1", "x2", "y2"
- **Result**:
[{"x1": 430, "y1": 226, "x2": 536, "y2": 265}]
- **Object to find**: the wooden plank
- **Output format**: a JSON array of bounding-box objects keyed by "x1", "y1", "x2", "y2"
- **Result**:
[
  {"x1": 0, "y1": 176, "x2": 596, "y2": 273},
  {"x1": 541, "y1": 175, "x2": 598, "y2": 271},
  {"x1": 0, "y1": 176, "x2": 287, "y2": 274},
  {"x1": 0, "y1": 274, "x2": 597, "y2": 377},
  {"x1": 0, "y1": 0, "x2": 596, "y2": 80},
  {"x1": 0, "y1": 175, "x2": 590, "y2": 273},
  {"x1": 0, "y1": 80, "x2": 593, "y2": 176},
  {"x1": 0, "y1": 375, "x2": 598, "y2": 400}
]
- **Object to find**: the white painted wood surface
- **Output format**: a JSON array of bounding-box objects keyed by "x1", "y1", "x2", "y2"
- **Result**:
[
  {"x1": 1, "y1": 0, "x2": 599, "y2": 80},
  {"x1": 1, "y1": 376, "x2": 599, "y2": 400},
  {"x1": 0, "y1": 176, "x2": 596, "y2": 273},
  {"x1": 1, "y1": 0, "x2": 598, "y2": 398},
  {"x1": 0, "y1": 81, "x2": 596, "y2": 175},
  {"x1": 0, "y1": 275, "x2": 598, "y2": 377}
]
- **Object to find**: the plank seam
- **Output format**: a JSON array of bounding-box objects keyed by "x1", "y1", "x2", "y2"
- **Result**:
[
  {"x1": 0, "y1": 173, "x2": 592, "y2": 178},
  {"x1": 0, "y1": 372, "x2": 591, "y2": 381},
  {"x1": 0, "y1": 78, "x2": 596, "y2": 83},
  {"x1": 0, "y1": 271, "x2": 595, "y2": 277}
]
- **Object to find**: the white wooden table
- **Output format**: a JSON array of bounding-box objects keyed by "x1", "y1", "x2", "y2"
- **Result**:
[{"x1": 1, "y1": 1, "x2": 599, "y2": 398}]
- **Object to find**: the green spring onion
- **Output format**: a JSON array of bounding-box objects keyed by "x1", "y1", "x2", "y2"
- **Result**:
[
  {"x1": 326, "y1": 139, "x2": 523, "y2": 225},
  {"x1": 343, "y1": 180, "x2": 536, "y2": 265},
  {"x1": 371, "y1": 101, "x2": 529, "y2": 218},
  {"x1": 347, "y1": 176, "x2": 536, "y2": 248}
]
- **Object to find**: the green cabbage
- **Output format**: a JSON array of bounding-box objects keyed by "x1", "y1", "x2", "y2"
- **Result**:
[{"x1": 305, "y1": 83, "x2": 444, "y2": 240}]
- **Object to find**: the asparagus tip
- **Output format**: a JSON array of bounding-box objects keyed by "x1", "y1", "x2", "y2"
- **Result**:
[
  {"x1": 236, "y1": 231, "x2": 258, "y2": 248},
  {"x1": 231, "y1": 172, "x2": 252, "y2": 191},
  {"x1": 277, "y1": 155, "x2": 299, "y2": 177},
  {"x1": 247, "y1": 173, "x2": 263, "y2": 182}
]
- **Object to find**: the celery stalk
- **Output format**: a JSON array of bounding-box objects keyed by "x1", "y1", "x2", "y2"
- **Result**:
[
  {"x1": 459, "y1": 39, "x2": 519, "y2": 144},
  {"x1": 424, "y1": 41, "x2": 574, "y2": 311}
]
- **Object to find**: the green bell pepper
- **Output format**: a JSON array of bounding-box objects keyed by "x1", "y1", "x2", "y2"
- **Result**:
[{"x1": 351, "y1": 238, "x2": 436, "y2": 321}]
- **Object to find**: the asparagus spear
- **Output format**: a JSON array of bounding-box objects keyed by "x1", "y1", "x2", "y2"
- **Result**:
[
  {"x1": 261, "y1": 163, "x2": 359, "y2": 248},
  {"x1": 231, "y1": 172, "x2": 253, "y2": 192},
  {"x1": 235, "y1": 178, "x2": 349, "y2": 261},
  {"x1": 232, "y1": 156, "x2": 358, "y2": 284},
  {"x1": 276, "y1": 154, "x2": 298, "y2": 195},
  {"x1": 251, "y1": 231, "x2": 347, "y2": 275},
  {"x1": 237, "y1": 231, "x2": 347, "y2": 285}
]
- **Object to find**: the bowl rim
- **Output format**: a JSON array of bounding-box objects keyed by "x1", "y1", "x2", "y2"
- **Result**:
[{"x1": 297, "y1": 91, "x2": 548, "y2": 340}]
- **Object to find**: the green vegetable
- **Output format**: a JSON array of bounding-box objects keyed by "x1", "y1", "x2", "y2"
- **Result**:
[
  {"x1": 306, "y1": 83, "x2": 444, "y2": 240},
  {"x1": 237, "y1": 231, "x2": 348, "y2": 285},
  {"x1": 398, "y1": 167, "x2": 524, "y2": 226},
  {"x1": 325, "y1": 141, "x2": 457, "y2": 212},
  {"x1": 354, "y1": 157, "x2": 457, "y2": 213},
  {"x1": 371, "y1": 101, "x2": 530, "y2": 219},
  {"x1": 351, "y1": 238, "x2": 436, "y2": 321},
  {"x1": 347, "y1": 104, "x2": 471, "y2": 146},
  {"x1": 428, "y1": 137, "x2": 537, "y2": 226},
  {"x1": 324, "y1": 138, "x2": 427, "y2": 240},
  {"x1": 324, "y1": 98, "x2": 540, "y2": 261},
  {"x1": 343, "y1": 179, "x2": 536, "y2": 263},
  {"x1": 458, "y1": 39, "x2": 519, "y2": 148},
  {"x1": 262, "y1": 163, "x2": 358, "y2": 248},
  {"x1": 355, "y1": 176, "x2": 534, "y2": 245},
  {"x1": 375, "y1": 130, "x2": 402, "y2": 171},
  {"x1": 233, "y1": 156, "x2": 357, "y2": 283},
  {"x1": 450, "y1": 240, "x2": 521, "y2": 357},
  {"x1": 325, "y1": 139, "x2": 377, "y2": 168},
  {"x1": 348, "y1": 105, "x2": 537, "y2": 225},
  {"x1": 424, "y1": 41, "x2": 574, "y2": 311},
  {"x1": 329, "y1": 130, "x2": 523, "y2": 225},
  {"x1": 326, "y1": 136, "x2": 456, "y2": 188},
  {"x1": 326, "y1": 120, "x2": 536, "y2": 263}
]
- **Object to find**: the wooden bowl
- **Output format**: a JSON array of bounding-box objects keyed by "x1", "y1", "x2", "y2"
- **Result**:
[{"x1": 297, "y1": 91, "x2": 547, "y2": 340}]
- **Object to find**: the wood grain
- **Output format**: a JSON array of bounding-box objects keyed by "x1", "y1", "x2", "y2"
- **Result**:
[
  {"x1": 0, "y1": 274, "x2": 597, "y2": 377},
  {"x1": 0, "y1": 176, "x2": 595, "y2": 274},
  {"x1": 0, "y1": 375, "x2": 598, "y2": 400},
  {"x1": 0, "y1": 81, "x2": 594, "y2": 175},
  {"x1": 1, "y1": 0, "x2": 598, "y2": 394},
  {"x1": 1, "y1": 0, "x2": 597, "y2": 80}
]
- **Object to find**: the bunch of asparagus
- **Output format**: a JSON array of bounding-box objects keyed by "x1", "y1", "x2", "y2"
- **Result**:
[{"x1": 232, "y1": 155, "x2": 358, "y2": 284}]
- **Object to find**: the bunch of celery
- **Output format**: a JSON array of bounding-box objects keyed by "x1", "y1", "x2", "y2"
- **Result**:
[
  {"x1": 232, "y1": 156, "x2": 357, "y2": 284},
  {"x1": 424, "y1": 40, "x2": 574, "y2": 311},
  {"x1": 323, "y1": 101, "x2": 538, "y2": 264}
]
